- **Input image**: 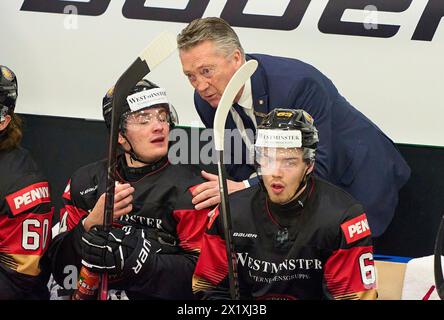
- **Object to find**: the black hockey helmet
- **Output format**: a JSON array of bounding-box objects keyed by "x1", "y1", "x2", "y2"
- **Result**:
[
  {"x1": 255, "y1": 108, "x2": 318, "y2": 162},
  {"x1": 102, "y1": 79, "x2": 178, "y2": 131},
  {"x1": 0, "y1": 65, "x2": 18, "y2": 121}
]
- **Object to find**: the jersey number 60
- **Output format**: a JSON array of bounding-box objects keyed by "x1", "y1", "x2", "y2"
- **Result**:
[{"x1": 22, "y1": 218, "x2": 50, "y2": 251}]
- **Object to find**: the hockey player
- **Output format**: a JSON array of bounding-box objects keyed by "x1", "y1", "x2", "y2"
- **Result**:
[
  {"x1": 45, "y1": 80, "x2": 210, "y2": 299},
  {"x1": 0, "y1": 65, "x2": 53, "y2": 299},
  {"x1": 193, "y1": 109, "x2": 377, "y2": 300}
]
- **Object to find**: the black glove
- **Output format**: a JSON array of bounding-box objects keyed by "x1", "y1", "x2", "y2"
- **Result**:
[
  {"x1": 81, "y1": 226, "x2": 179, "y2": 275},
  {"x1": 81, "y1": 226, "x2": 141, "y2": 274},
  {"x1": 120, "y1": 227, "x2": 180, "y2": 278}
]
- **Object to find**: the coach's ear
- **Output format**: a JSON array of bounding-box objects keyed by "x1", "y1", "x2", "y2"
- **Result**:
[
  {"x1": 306, "y1": 161, "x2": 315, "y2": 175},
  {"x1": 232, "y1": 48, "x2": 243, "y2": 69},
  {"x1": 0, "y1": 114, "x2": 11, "y2": 131}
]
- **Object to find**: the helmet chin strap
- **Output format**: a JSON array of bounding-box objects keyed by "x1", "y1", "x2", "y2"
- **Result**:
[
  {"x1": 121, "y1": 132, "x2": 154, "y2": 165},
  {"x1": 282, "y1": 165, "x2": 310, "y2": 206}
]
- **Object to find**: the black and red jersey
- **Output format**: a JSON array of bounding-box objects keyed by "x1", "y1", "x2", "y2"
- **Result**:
[
  {"x1": 47, "y1": 155, "x2": 210, "y2": 299},
  {"x1": 193, "y1": 176, "x2": 377, "y2": 300},
  {"x1": 0, "y1": 147, "x2": 53, "y2": 299}
]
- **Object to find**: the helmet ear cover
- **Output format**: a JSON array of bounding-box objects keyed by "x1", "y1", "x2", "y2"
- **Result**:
[{"x1": 0, "y1": 66, "x2": 18, "y2": 121}]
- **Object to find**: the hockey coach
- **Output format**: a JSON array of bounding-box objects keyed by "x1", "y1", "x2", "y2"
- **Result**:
[{"x1": 177, "y1": 17, "x2": 411, "y2": 238}]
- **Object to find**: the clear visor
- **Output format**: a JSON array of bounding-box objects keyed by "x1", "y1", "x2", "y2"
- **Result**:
[
  {"x1": 255, "y1": 147, "x2": 304, "y2": 175},
  {"x1": 123, "y1": 106, "x2": 171, "y2": 128}
]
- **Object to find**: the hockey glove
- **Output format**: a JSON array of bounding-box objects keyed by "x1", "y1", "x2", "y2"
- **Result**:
[
  {"x1": 81, "y1": 226, "x2": 141, "y2": 274},
  {"x1": 118, "y1": 227, "x2": 180, "y2": 278},
  {"x1": 81, "y1": 226, "x2": 179, "y2": 275}
]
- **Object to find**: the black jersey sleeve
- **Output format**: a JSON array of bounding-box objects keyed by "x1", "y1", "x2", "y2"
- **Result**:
[
  {"x1": 59, "y1": 162, "x2": 103, "y2": 232},
  {"x1": 43, "y1": 164, "x2": 100, "y2": 291},
  {"x1": 323, "y1": 203, "x2": 377, "y2": 300},
  {"x1": 42, "y1": 220, "x2": 85, "y2": 289}
]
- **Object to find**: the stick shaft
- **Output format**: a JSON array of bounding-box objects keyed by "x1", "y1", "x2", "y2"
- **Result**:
[
  {"x1": 434, "y1": 214, "x2": 444, "y2": 299},
  {"x1": 217, "y1": 152, "x2": 240, "y2": 300}
]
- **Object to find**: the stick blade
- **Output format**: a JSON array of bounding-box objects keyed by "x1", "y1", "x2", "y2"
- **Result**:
[
  {"x1": 139, "y1": 31, "x2": 177, "y2": 71},
  {"x1": 214, "y1": 60, "x2": 258, "y2": 151}
]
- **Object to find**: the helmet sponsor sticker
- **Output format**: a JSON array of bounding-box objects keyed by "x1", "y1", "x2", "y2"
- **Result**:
[
  {"x1": 1, "y1": 66, "x2": 14, "y2": 81},
  {"x1": 255, "y1": 129, "x2": 302, "y2": 148},
  {"x1": 126, "y1": 88, "x2": 168, "y2": 112},
  {"x1": 302, "y1": 110, "x2": 314, "y2": 124},
  {"x1": 276, "y1": 111, "x2": 293, "y2": 118},
  {"x1": 106, "y1": 86, "x2": 114, "y2": 98}
]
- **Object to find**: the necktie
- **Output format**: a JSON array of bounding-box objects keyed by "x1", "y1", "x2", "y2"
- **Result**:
[
  {"x1": 232, "y1": 103, "x2": 256, "y2": 134},
  {"x1": 231, "y1": 103, "x2": 256, "y2": 165}
]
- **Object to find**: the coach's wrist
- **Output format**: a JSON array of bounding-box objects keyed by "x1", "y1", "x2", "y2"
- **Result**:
[{"x1": 227, "y1": 180, "x2": 247, "y2": 194}]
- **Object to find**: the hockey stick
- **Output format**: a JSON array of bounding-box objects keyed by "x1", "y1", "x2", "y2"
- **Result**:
[
  {"x1": 99, "y1": 32, "x2": 177, "y2": 300},
  {"x1": 434, "y1": 213, "x2": 444, "y2": 299},
  {"x1": 213, "y1": 60, "x2": 258, "y2": 300}
]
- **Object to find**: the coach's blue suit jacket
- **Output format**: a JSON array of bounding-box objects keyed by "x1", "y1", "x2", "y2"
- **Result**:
[{"x1": 194, "y1": 53, "x2": 411, "y2": 237}]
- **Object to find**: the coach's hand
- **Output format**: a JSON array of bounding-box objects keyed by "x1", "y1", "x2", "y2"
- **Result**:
[
  {"x1": 83, "y1": 183, "x2": 135, "y2": 232},
  {"x1": 191, "y1": 170, "x2": 245, "y2": 210}
]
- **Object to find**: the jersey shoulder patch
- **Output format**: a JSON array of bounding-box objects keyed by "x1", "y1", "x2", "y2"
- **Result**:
[{"x1": 340, "y1": 213, "x2": 371, "y2": 244}]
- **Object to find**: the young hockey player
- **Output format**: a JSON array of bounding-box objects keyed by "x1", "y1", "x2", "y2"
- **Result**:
[
  {"x1": 193, "y1": 109, "x2": 377, "y2": 300},
  {"x1": 45, "y1": 80, "x2": 210, "y2": 299}
]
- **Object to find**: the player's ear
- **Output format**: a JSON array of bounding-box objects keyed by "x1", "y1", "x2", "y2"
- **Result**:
[
  {"x1": 0, "y1": 115, "x2": 11, "y2": 131},
  {"x1": 118, "y1": 132, "x2": 127, "y2": 145}
]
